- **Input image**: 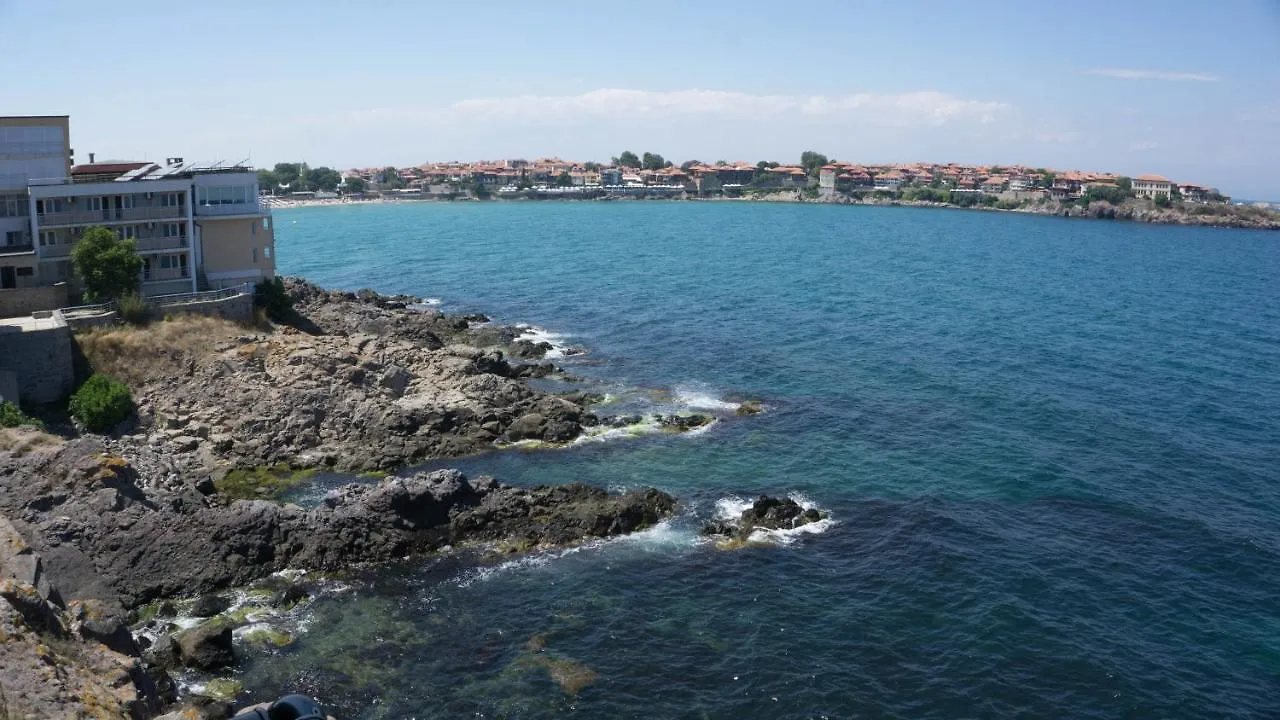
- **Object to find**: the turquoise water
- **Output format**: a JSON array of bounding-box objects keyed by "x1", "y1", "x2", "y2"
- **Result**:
[{"x1": 248, "y1": 202, "x2": 1280, "y2": 718}]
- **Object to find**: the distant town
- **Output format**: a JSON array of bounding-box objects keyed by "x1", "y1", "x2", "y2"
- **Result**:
[{"x1": 259, "y1": 152, "x2": 1235, "y2": 207}]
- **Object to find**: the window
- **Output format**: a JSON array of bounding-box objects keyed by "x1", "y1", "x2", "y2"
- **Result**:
[
  {"x1": 85, "y1": 197, "x2": 103, "y2": 212},
  {"x1": 252, "y1": 247, "x2": 258, "y2": 262},
  {"x1": 197, "y1": 185, "x2": 251, "y2": 207},
  {"x1": 262, "y1": 217, "x2": 270, "y2": 230},
  {"x1": 39, "y1": 230, "x2": 56, "y2": 246},
  {"x1": 159, "y1": 192, "x2": 181, "y2": 207},
  {"x1": 4, "y1": 230, "x2": 25, "y2": 246},
  {"x1": 162, "y1": 222, "x2": 182, "y2": 238},
  {"x1": 263, "y1": 246, "x2": 271, "y2": 259},
  {"x1": 251, "y1": 219, "x2": 257, "y2": 235},
  {"x1": 120, "y1": 195, "x2": 136, "y2": 209},
  {"x1": 36, "y1": 198, "x2": 64, "y2": 215},
  {"x1": 16, "y1": 267, "x2": 32, "y2": 277},
  {"x1": 0, "y1": 196, "x2": 27, "y2": 218},
  {"x1": 55, "y1": 261, "x2": 69, "y2": 281},
  {"x1": 119, "y1": 226, "x2": 138, "y2": 240}
]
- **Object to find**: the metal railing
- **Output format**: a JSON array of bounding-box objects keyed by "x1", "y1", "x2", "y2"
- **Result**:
[
  {"x1": 146, "y1": 282, "x2": 253, "y2": 308},
  {"x1": 59, "y1": 299, "x2": 118, "y2": 316},
  {"x1": 134, "y1": 235, "x2": 188, "y2": 252},
  {"x1": 37, "y1": 205, "x2": 187, "y2": 226}
]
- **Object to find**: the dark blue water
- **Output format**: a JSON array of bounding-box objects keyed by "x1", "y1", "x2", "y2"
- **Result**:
[{"x1": 246, "y1": 202, "x2": 1280, "y2": 718}]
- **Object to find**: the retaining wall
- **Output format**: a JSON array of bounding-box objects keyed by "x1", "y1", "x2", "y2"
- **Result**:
[
  {"x1": 0, "y1": 314, "x2": 74, "y2": 404},
  {"x1": 0, "y1": 284, "x2": 68, "y2": 319},
  {"x1": 150, "y1": 292, "x2": 252, "y2": 323}
]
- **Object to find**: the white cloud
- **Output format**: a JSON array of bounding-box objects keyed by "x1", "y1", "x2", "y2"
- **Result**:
[
  {"x1": 310, "y1": 88, "x2": 1010, "y2": 129},
  {"x1": 1128, "y1": 140, "x2": 1159, "y2": 152},
  {"x1": 1082, "y1": 69, "x2": 1219, "y2": 82}
]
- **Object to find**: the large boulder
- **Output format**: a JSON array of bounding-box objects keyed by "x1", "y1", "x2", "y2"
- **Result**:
[
  {"x1": 177, "y1": 618, "x2": 235, "y2": 670},
  {"x1": 701, "y1": 495, "x2": 827, "y2": 540}
]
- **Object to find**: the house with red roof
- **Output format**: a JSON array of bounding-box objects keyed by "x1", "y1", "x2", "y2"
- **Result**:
[{"x1": 1133, "y1": 174, "x2": 1172, "y2": 200}]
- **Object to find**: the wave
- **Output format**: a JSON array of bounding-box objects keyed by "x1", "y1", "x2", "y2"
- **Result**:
[
  {"x1": 515, "y1": 324, "x2": 575, "y2": 359},
  {"x1": 674, "y1": 385, "x2": 742, "y2": 412},
  {"x1": 713, "y1": 493, "x2": 835, "y2": 546}
]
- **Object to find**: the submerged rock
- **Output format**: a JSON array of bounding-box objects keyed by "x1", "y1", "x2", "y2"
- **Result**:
[
  {"x1": 177, "y1": 618, "x2": 236, "y2": 670},
  {"x1": 701, "y1": 495, "x2": 828, "y2": 540}
]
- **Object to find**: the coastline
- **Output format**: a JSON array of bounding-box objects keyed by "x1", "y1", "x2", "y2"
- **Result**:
[
  {"x1": 267, "y1": 192, "x2": 1280, "y2": 231},
  {"x1": 0, "y1": 278, "x2": 747, "y2": 718}
]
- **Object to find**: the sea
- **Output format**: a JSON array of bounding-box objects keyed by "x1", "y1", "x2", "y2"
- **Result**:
[{"x1": 235, "y1": 201, "x2": 1280, "y2": 718}]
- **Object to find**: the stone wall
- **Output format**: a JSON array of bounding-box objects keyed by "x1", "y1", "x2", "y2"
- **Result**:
[
  {"x1": 150, "y1": 292, "x2": 252, "y2": 323},
  {"x1": 0, "y1": 284, "x2": 68, "y2": 320},
  {"x1": 0, "y1": 315, "x2": 73, "y2": 404}
]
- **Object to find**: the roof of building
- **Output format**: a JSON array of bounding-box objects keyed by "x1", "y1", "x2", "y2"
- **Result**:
[
  {"x1": 1136, "y1": 174, "x2": 1170, "y2": 182},
  {"x1": 70, "y1": 161, "x2": 149, "y2": 176}
]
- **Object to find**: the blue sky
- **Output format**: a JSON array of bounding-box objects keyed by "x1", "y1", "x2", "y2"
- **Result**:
[{"x1": 3, "y1": 1, "x2": 1279, "y2": 197}]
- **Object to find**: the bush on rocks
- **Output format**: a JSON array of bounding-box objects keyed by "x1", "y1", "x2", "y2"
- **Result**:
[
  {"x1": 0, "y1": 401, "x2": 43, "y2": 429},
  {"x1": 254, "y1": 277, "x2": 295, "y2": 321},
  {"x1": 69, "y1": 374, "x2": 134, "y2": 433}
]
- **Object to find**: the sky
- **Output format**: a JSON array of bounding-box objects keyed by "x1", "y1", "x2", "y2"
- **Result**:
[{"x1": 3, "y1": 1, "x2": 1280, "y2": 198}]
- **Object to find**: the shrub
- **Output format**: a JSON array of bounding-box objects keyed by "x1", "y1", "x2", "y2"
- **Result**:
[
  {"x1": 0, "y1": 401, "x2": 43, "y2": 429},
  {"x1": 254, "y1": 277, "x2": 294, "y2": 321},
  {"x1": 118, "y1": 292, "x2": 149, "y2": 325},
  {"x1": 69, "y1": 374, "x2": 134, "y2": 433}
]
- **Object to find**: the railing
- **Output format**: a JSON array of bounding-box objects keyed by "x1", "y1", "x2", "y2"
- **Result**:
[
  {"x1": 134, "y1": 235, "x2": 188, "y2": 252},
  {"x1": 194, "y1": 202, "x2": 266, "y2": 217},
  {"x1": 146, "y1": 282, "x2": 252, "y2": 308},
  {"x1": 142, "y1": 268, "x2": 191, "y2": 283},
  {"x1": 59, "y1": 299, "x2": 118, "y2": 316},
  {"x1": 38, "y1": 205, "x2": 187, "y2": 226},
  {"x1": 41, "y1": 243, "x2": 73, "y2": 258},
  {"x1": 0, "y1": 243, "x2": 34, "y2": 254}
]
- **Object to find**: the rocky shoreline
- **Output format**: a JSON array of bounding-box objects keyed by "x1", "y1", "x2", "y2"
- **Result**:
[{"x1": 0, "y1": 279, "x2": 717, "y2": 718}]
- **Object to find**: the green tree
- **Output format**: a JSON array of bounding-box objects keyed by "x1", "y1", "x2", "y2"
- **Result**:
[
  {"x1": 308, "y1": 166, "x2": 342, "y2": 192},
  {"x1": 1084, "y1": 185, "x2": 1131, "y2": 205},
  {"x1": 583, "y1": 161, "x2": 601, "y2": 172},
  {"x1": 1116, "y1": 176, "x2": 1133, "y2": 192},
  {"x1": 382, "y1": 166, "x2": 406, "y2": 189},
  {"x1": 71, "y1": 227, "x2": 142, "y2": 302},
  {"x1": 342, "y1": 176, "x2": 368, "y2": 194},
  {"x1": 257, "y1": 169, "x2": 279, "y2": 195},
  {"x1": 617, "y1": 151, "x2": 641, "y2": 168},
  {"x1": 800, "y1": 151, "x2": 829, "y2": 174},
  {"x1": 272, "y1": 163, "x2": 303, "y2": 189},
  {"x1": 641, "y1": 152, "x2": 665, "y2": 170},
  {"x1": 1154, "y1": 194, "x2": 1171, "y2": 207},
  {"x1": 555, "y1": 171, "x2": 574, "y2": 187},
  {"x1": 680, "y1": 160, "x2": 700, "y2": 171}
]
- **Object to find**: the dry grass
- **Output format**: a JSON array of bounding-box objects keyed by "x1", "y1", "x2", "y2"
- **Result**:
[
  {"x1": 0, "y1": 428, "x2": 63, "y2": 457},
  {"x1": 75, "y1": 315, "x2": 247, "y2": 387}
]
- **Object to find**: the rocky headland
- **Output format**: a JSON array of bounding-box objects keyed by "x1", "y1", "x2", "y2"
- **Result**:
[{"x1": 0, "y1": 279, "x2": 710, "y2": 718}]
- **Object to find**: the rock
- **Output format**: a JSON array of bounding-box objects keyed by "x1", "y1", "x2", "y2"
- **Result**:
[
  {"x1": 735, "y1": 400, "x2": 764, "y2": 416},
  {"x1": 506, "y1": 413, "x2": 547, "y2": 441},
  {"x1": 177, "y1": 618, "x2": 235, "y2": 670},
  {"x1": 171, "y1": 435, "x2": 200, "y2": 453},
  {"x1": 271, "y1": 581, "x2": 314, "y2": 608},
  {"x1": 190, "y1": 593, "x2": 232, "y2": 617},
  {"x1": 701, "y1": 495, "x2": 828, "y2": 539},
  {"x1": 655, "y1": 414, "x2": 713, "y2": 431}
]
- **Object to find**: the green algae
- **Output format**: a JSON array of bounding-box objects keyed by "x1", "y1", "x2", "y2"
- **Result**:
[
  {"x1": 240, "y1": 626, "x2": 294, "y2": 648},
  {"x1": 214, "y1": 464, "x2": 316, "y2": 500}
]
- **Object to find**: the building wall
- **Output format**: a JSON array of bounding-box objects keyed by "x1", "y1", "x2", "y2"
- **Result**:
[
  {"x1": 196, "y1": 215, "x2": 276, "y2": 287},
  {"x1": 0, "y1": 315, "x2": 73, "y2": 404},
  {"x1": 0, "y1": 282, "x2": 66, "y2": 318},
  {"x1": 0, "y1": 116, "x2": 71, "y2": 190},
  {"x1": 0, "y1": 251, "x2": 39, "y2": 291}
]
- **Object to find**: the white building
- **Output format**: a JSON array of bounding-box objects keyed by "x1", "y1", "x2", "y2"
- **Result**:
[
  {"x1": 28, "y1": 159, "x2": 275, "y2": 296},
  {"x1": 1132, "y1": 174, "x2": 1173, "y2": 200},
  {"x1": 0, "y1": 116, "x2": 70, "y2": 290}
]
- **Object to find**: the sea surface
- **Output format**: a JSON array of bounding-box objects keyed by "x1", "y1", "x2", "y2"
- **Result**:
[{"x1": 242, "y1": 201, "x2": 1280, "y2": 718}]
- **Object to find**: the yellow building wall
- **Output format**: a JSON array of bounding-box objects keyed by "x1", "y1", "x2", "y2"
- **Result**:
[{"x1": 196, "y1": 216, "x2": 276, "y2": 288}]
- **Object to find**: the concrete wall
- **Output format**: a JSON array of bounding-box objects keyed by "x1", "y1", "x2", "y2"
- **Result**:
[
  {"x1": 0, "y1": 252, "x2": 40, "y2": 290},
  {"x1": 0, "y1": 315, "x2": 73, "y2": 404},
  {"x1": 197, "y1": 215, "x2": 275, "y2": 285},
  {"x1": 151, "y1": 291, "x2": 252, "y2": 323},
  {"x1": 0, "y1": 282, "x2": 66, "y2": 318}
]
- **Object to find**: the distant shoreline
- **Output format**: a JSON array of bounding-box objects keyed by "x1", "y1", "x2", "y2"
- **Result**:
[{"x1": 266, "y1": 193, "x2": 1280, "y2": 231}]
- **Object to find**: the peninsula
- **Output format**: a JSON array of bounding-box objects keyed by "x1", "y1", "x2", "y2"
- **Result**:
[{"x1": 261, "y1": 152, "x2": 1280, "y2": 230}]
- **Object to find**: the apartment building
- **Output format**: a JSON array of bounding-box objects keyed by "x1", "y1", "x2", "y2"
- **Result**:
[
  {"x1": 0, "y1": 116, "x2": 71, "y2": 290},
  {"x1": 26, "y1": 159, "x2": 276, "y2": 297},
  {"x1": 1132, "y1": 174, "x2": 1173, "y2": 200},
  {"x1": 0, "y1": 114, "x2": 274, "y2": 306}
]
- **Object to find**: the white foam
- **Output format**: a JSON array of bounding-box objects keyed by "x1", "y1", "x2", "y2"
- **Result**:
[
  {"x1": 572, "y1": 417, "x2": 663, "y2": 444},
  {"x1": 713, "y1": 493, "x2": 835, "y2": 546},
  {"x1": 515, "y1": 325, "x2": 573, "y2": 359},
  {"x1": 674, "y1": 386, "x2": 742, "y2": 412}
]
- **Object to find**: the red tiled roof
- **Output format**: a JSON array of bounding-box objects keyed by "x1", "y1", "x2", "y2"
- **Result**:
[
  {"x1": 1136, "y1": 174, "x2": 1170, "y2": 182},
  {"x1": 70, "y1": 161, "x2": 149, "y2": 176}
]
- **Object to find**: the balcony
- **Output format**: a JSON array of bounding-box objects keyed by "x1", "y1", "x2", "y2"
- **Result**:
[
  {"x1": 143, "y1": 267, "x2": 191, "y2": 282},
  {"x1": 0, "y1": 243, "x2": 34, "y2": 254},
  {"x1": 195, "y1": 202, "x2": 266, "y2": 217},
  {"x1": 38, "y1": 205, "x2": 187, "y2": 227},
  {"x1": 41, "y1": 243, "x2": 73, "y2": 258},
  {"x1": 134, "y1": 235, "x2": 188, "y2": 252}
]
